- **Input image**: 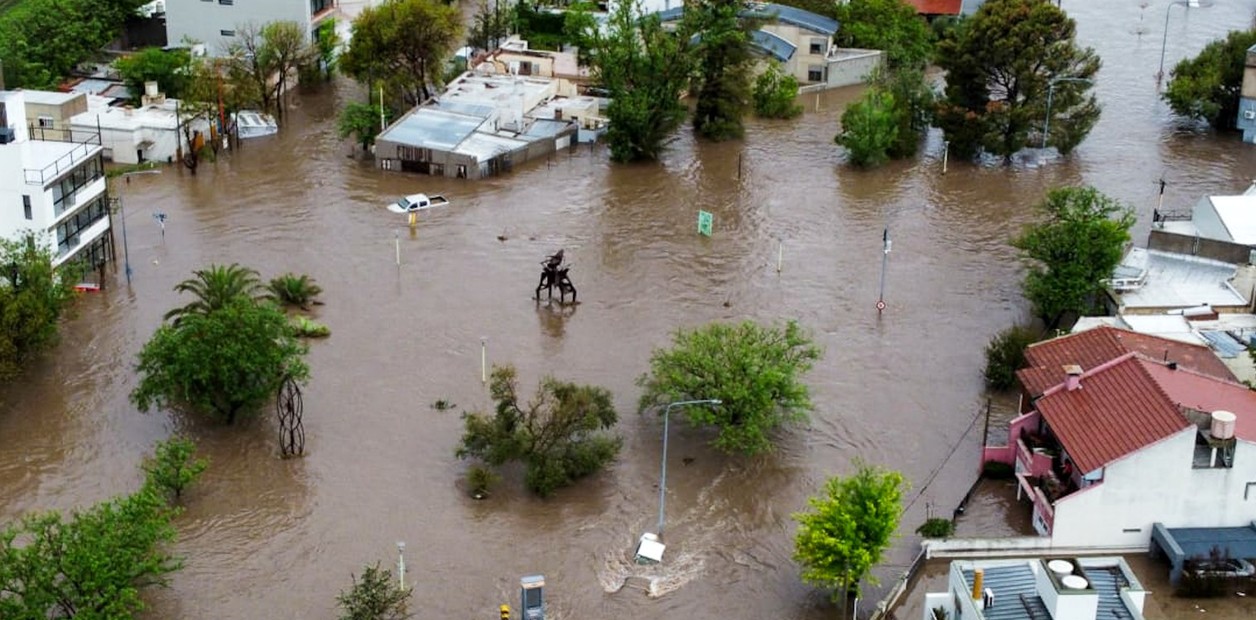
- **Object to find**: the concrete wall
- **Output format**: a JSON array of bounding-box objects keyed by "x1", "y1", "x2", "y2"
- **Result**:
[
  {"x1": 1051, "y1": 431, "x2": 1256, "y2": 548},
  {"x1": 25, "y1": 96, "x2": 88, "y2": 130},
  {"x1": 759, "y1": 22, "x2": 831, "y2": 85},
  {"x1": 1240, "y1": 97, "x2": 1256, "y2": 144},
  {"x1": 1147, "y1": 229, "x2": 1254, "y2": 265},
  {"x1": 165, "y1": 0, "x2": 310, "y2": 56},
  {"x1": 826, "y1": 49, "x2": 883, "y2": 89}
]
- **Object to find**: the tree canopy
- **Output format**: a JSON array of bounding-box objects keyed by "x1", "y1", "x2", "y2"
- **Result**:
[
  {"x1": 142, "y1": 436, "x2": 209, "y2": 501},
  {"x1": 0, "y1": 440, "x2": 203, "y2": 619},
  {"x1": 686, "y1": 0, "x2": 755, "y2": 140},
  {"x1": 163, "y1": 263, "x2": 271, "y2": 324},
  {"x1": 833, "y1": 0, "x2": 933, "y2": 70},
  {"x1": 337, "y1": 562, "x2": 412, "y2": 620},
  {"x1": 115, "y1": 48, "x2": 193, "y2": 103},
  {"x1": 637, "y1": 320, "x2": 821, "y2": 455},
  {"x1": 338, "y1": 102, "x2": 391, "y2": 152},
  {"x1": 753, "y1": 63, "x2": 803, "y2": 119},
  {"x1": 224, "y1": 21, "x2": 315, "y2": 119},
  {"x1": 935, "y1": 0, "x2": 1101, "y2": 161},
  {"x1": 1164, "y1": 28, "x2": 1256, "y2": 131},
  {"x1": 340, "y1": 0, "x2": 463, "y2": 107},
  {"x1": 457, "y1": 365, "x2": 622, "y2": 497},
  {"x1": 793, "y1": 462, "x2": 906, "y2": 603},
  {"x1": 1012, "y1": 186, "x2": 1134, "y2": 329},
  {"x1": 0, "y1": 0, "x2": 149, "y2": 89},
  {"x1": 133, "y1": 295, "x2": 308, "y2": 425},
  {"x1": 0, "y1": 234, "x2": 80, "y2": 384},
  {"x1": 588, "y1": 0, "x2": 692, "y2": 162},
  {"x1": 836, "y1": 88, "x2": 899, "y2": 167}
]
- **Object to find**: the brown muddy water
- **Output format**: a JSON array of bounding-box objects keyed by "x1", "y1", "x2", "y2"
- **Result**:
[{"x1": 4, "y1": 2, "x2": 1256, "y2": 619}]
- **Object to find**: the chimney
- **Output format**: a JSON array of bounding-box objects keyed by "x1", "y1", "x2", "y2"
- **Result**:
[
  {"x1": 972, "y1": 568, "x2": 984, "y2": 603},
  {"x1": 1063, "y1": 365, "x2": 1083, "y2": 391},
  {"x1": 1168, "y1": 361, "x2": 1178, "y2": 370}
]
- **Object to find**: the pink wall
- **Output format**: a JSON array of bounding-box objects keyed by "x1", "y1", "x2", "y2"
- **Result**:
[{"x1": 983, "y1": 411, "x2": 1042, "y2": 467}]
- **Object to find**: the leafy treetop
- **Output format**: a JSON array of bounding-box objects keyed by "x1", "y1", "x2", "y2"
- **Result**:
[
  {"x1": 834, "y1": 0, "x2": 933, "y2": 70},
  {"x1": 1163, "y1": 28, "x2": 1256, "y2": 131}
]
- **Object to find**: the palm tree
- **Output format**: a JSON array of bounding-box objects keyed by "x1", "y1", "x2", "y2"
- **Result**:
[{"x1": 164, "y1": 264, "x2": 271, "y2": 323}]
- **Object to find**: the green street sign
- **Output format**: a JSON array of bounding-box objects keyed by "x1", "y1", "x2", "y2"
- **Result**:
[{"x1": 697, "y1": 210, "x2": 713, "y2": 237}]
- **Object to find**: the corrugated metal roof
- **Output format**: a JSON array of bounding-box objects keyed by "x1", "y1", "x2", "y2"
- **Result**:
[
  {"x1": 653, "y1": 3, "x2": 838, "y2": 36},
  {"x1": 750, "y1": 29, "x2": 797, "y2": 62},
  {"x1": 378, "y1": 107, "x2": 486, "y2": 150},
  {"x1": 434, "y1": 99, "x2": 496, "y2": 119},
  {"x1": 1035, "y1": 354, "x2": 1191, "y2": 473},
  {"x1": 1085, "y1": 565, "x2": 1135, "y2": 620},
  {"x1": 1161, "y1": 524, "x2": 1256, "y2": 562},
  {"x1": 960, "y1": 564, "x2": 1048, "y2": 620},
  {"x1": 1018, "y1": 325, "x2": 1236, "y2": 397},
  {"x1": 522, "y1": 119, "x2": 570, "y2": 139},
  {"x1": 1198, "y1": 330, "x2": 1246, "y2": 358}
]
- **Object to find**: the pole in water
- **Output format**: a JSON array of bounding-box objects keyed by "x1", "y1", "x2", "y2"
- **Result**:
[
  {"x1": 408, "y1": 211, "x2": 417, "y2": 228},
  {"x1": 396, "y1": 542, "x2": 406, "y2": 592},
  {"x1": 394, "y1": 231, "x2": 400, "y2": 266},
  {"x1": 776, "y1": 239, "x2": 783, "y2": 273},
  {"x1": 942, "y1": 141, "x2": 949, "y2": 175},
  {"x1": 738, "y1": 154, "x2": 743, "y2": 180},
  {"x1": 480, "y1": 337, "x2": 487, "y2": 384}
]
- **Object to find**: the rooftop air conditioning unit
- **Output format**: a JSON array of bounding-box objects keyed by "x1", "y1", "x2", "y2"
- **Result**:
[
  {"x1": 1245, "y1": 109, "x2": 1256, "y2": 120},
  {"x1": 0, "y1": 127, "x2": 14, "y2": 144}
]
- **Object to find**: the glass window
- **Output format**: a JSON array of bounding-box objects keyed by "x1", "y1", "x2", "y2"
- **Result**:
[
  {"x1": 810, "y1": 38, "x2": 826, "y2": 55},
  {"x1": 807, "y1": 66, "x2": 824, "y2": 82},
  {"x1": 221, "y1": 29, "x2": 236, "y2": 37},
  {"x1": 55, "y1": 194, "x2": 108, "y2": 255},
  {"x1": 22, "y1": 195, "x2": 31, "y2": 220}
]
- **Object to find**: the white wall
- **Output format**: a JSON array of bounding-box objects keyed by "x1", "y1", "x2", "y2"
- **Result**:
[
  {"x1": 1193, "y1": 196, "x2": 1230, "y2": 242},
  {"x1": 1052, "y1": 430, "x2": 1256, "y2": 548},
  {"x1": 165, "y1": 0, "x2": 310, "y2": 56}
]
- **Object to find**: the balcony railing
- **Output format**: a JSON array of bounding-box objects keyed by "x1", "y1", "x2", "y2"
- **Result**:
[{"x1": 22, "y1": 127, "x2": 103, "y2": 187}]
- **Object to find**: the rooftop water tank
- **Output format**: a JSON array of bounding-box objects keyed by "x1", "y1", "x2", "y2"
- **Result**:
[
  {"x1": 1061, "y1": 575, "x2": 1089, "y2": 590},
  {"x1": 1212, "y1": 411, "x2": 1237, "y2": 440},
  {"x1": 1048, "y1": 560, "x2": 1073, "y2": 577}
]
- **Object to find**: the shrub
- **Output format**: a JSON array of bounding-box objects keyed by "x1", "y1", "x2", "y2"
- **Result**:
[
  {"x1": 983, "y1": 325, "x2": 1039, "y2": 390},
  {"x1": 290, "y1": 316, "x2": 331, "y2": 338},
  {"x1": 916, "y1": 517, "x2": 955, "y2": 538},
  {"x1": 466, "y1": 465, "x2": 498, "y2": 499},
  {"x1": 269, "y1": 273, "x2": 324, "y2": 309},
  {"x1": 752, "y1": 63, "x2": 803, "y2": 119},
  {"x1": 141, "y1": 437, "x2": 209, "y2": 500}
]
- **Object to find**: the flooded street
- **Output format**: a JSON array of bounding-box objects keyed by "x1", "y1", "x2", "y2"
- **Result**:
[{"x1": 4, "y1": 2, "x2": 1256, "y2": 618}]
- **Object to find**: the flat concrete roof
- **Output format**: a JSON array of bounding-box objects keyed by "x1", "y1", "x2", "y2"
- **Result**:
[
  {"x1": 4, "y1": 89, "x2": 81, "y2": 106},
  {"x1": 69, "y1": 101, "x2": 180, "y2": 131},
  {"x1": 1114, "y1": 248, "x2": 1248, "y2": 311},
  {"x1": 379, "y1": 107, "x2": 485, "y2": 150}
]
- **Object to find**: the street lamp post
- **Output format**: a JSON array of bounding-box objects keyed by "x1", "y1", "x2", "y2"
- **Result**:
[
  {"x1": 1042, "y1": 77, "x2": 1093, "y2": 150},
  {"x1": 634, "y1": 398, "x2": 721, "y2": 564},
  {"x1": 114, "y1": 169, "x2": 162, "y2": 286},
  {"x1": 1157, "y1": 1, "x2": 1205, "y2": 86}
]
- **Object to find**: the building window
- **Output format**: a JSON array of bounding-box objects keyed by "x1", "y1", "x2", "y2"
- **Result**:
[
  {"x1": 219, "y1": 0, "x2": 234, "y2": 4},
  {"x1": 50, "y1": 156, "x2": 103, "y2": 216},
  {"x1": 311, "y1": 0, "x2": 332, "y2": 13},
  {"x1": 55, "y1": 194, "x2": 108, "y2": 256},
  {"x1": 22, "y1": 195, "x2": 31, "y2": 220},
  {"x1": 810, "y1": 38, "x2": 827, "y2": 55},
  {"x1": 221, "y1": 29, "x2": 236, "y2": 37},
  {"x1": 37, "y1": 116, "x2": 54, "y2": 129},
  {"x1": 807, "y1": 65, "x2": 824, "y2": 83},
  {"x1": 1193, "y1": 431, "x2": 1235, "y2": 469}
]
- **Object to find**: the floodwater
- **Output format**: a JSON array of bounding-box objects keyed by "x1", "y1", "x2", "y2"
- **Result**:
[{"x1": 4, "y1": 2, "x2": 1256, "y2": 619}]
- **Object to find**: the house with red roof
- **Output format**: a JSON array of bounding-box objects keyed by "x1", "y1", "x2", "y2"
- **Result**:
[{"x1": 983, "y1": 327, "x2": 1256, "y2": 548}]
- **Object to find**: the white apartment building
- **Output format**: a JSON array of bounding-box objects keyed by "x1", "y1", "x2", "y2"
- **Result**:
[
  {"x1": 165, "y1": 0, "x2": 338, "y2": 56},
  {"x1": 0, "y1": 91, "x2": 112, "y2": 269}
]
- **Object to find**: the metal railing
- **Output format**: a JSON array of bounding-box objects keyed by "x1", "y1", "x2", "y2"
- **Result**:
[{"x1": 22, "y1": 126, "x2": 102, "y2": 186}]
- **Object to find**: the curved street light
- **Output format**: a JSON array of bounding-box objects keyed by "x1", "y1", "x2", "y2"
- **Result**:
[
  {"x1": 1157, "y1": 1, "x2": 1210, "y2": 86},
  {"x1": 114, "y1": 169, "x2": 162, "y2": 286},
  {"x1": 1042, "y1": 76, "x2": 1094, "y2": 150},
  {"x1": 635, "y1": 398, "x2": 722, "y2": 564}
]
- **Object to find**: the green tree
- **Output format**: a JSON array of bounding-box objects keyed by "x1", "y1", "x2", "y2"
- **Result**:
[
  {"x1": 457, "y1": 365, "x2": 621, "y2": 497},
  {"x1": 142, "y1": 437, "x2": 209, "y2": 501},
  {"x1": 637, "y1": 320, "x2": 821, "y2": 455},
  {"x1": 0, "y1": 0, "x2": 149, "y2": 89},
  {"x1": 115, "y1": 47, "x2": 193, "y2": 103},
  {"x1": 133, "y1": 296, "x2": 309, "y2": 424},
  {"x1": 225, "y1": 21, "x2": 315, "y2": 118},
  {"x1": 687, "y1": 0, "x2": 754, "y2": 140},
  {"x1": 340, "y1": 0, "x2": 463, "y2": 107},
  {"x1": 1163, "y1": 28, "x2": 1256, "y2": 131},
  {"x1": 468, "y1": 0, "x2": 513, "y2": 51},
  {"x1": 1012, "y1": 186, "x2": 1134, "y2": 329},
  {"x1": 935, "y1": 0, "x2": 1100, "y2": 161},
  {"x1": 833, "y1": 0, "x2": 933, "y2": 70},
  {"x1": 0, "y1": 234, "x2": 80, "y2": 383},
  {"x1": 563, "y1": 2, "x2": 599, "y2": 64},
  {"x1": 589, "y1": 0, "x2": 692, "y2": 162},
  {"x1": 881, "y1": 67, "x2": 935, "y2": 158},
  {"x1": 163, "y1": 263, "x2": 270, "y2": 324},
  {"x1": 836, "y1": 87, "x2": 899, "y2": 167},
  {"x1": 172, "y1": 59, "x2": 229, "y2": 175},
  {"x1": 0, "y1": 437, "x2": 197, "y2": 620},
  {"x1": 753, "y1": 63, "x2": 803, "y2": 119},
  {"x1": 338, "y1": 102, "x2": 391, "y2": 153},
  {"x1": 312, "y1": 19, "x2": 342, "y2": 81},
  {"x1": 983, "y1": 325, "x2": 1040, "y2": 390},
  {"x1": 793, "y1": 462, "x2": 906, "y2": 605},
  {"x1": 337, "y1": 562, "x2": 412, "y2": 620}
]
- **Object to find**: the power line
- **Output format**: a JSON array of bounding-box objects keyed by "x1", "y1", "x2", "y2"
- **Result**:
[{"x1": 903, "y1": 405, "x2": 986, "y2": 515}]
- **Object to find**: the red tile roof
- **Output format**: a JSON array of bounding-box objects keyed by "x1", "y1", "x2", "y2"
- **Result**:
[
  {"x1": 904, "y1": 0, "x2": 962, "y2": 15},
  {"x1": 1017, "y1": 326, "x2": 1235, "y2": 397},
  {"x1": 1036, "y1": 353, "x2": 1191, "y2": 473},
  {"x1": 1140, "y1": 360, "x2": 1256, "y2": 443}
]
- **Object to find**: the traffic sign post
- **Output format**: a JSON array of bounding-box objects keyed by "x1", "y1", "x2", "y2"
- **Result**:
[
  {"x1": 697, "y1": 210, "x2": 713, "y2": 237},
  {"x1": 152, "y1": 212, "x2": 167, "y2": 240}
]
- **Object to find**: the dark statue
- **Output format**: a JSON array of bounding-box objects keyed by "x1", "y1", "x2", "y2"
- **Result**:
[{"x1": 535, "y1": 249, "x2": 577, "y2": 304}]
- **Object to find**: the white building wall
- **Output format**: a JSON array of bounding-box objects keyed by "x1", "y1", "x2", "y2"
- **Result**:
[
  {"x1": 1193, "y1": 196, "x2": 1230, "y2": 242},
  {"x1": 165, "y1": 0, "x2": 311, "y2": 56},
  {"x1": 1051, "y1": 430, "x2": 1256, "y2": 548}
]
